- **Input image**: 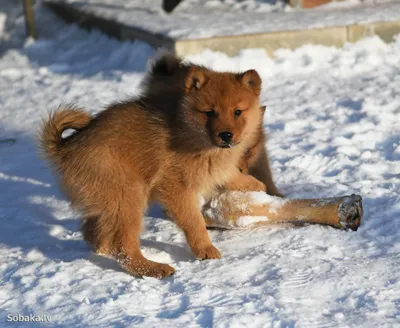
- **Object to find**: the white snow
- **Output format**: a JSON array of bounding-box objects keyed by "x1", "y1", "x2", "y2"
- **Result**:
[
  {"x1": 0, "y1": 3, "x2": 399, "y2": 328},
  {"x1": 236, "y1": 216, "x2": 269, "y2": 227},
  {"x1": 248, "y1": 191, "x2": 287, "y2": 209},
  {"x1": 50, "y1": 0, "x2": 400, "y2": 39}
]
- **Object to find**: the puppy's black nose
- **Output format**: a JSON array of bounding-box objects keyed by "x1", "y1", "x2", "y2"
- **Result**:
[{"x1": 219, "y1": 131, "x2": 233, "y2": 143}]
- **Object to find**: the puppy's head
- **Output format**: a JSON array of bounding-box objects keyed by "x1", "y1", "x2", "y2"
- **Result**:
[{"x1": 183, "y1": 66, "x2": 262, "y2": 149}]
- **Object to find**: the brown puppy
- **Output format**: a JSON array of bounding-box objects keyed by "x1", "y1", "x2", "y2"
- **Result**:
[
  {"x1": 39, "y1": 57, "x2": 265, "y2": 278},
  {"x1": 145, "y1": 55, "x2": 282, "y2": 197},
  {"x1": 238, "y1": 105, "x2": 283, "y2": 197}
]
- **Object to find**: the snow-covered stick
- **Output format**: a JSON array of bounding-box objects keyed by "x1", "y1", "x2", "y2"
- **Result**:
[{"x1": 202, "y1": 192, "x2": 363, "y2": 231}]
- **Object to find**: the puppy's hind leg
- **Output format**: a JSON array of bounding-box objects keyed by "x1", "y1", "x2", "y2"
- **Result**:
[
  {"x1": 248, "y1": 146, "x2": 283, "y2": 197},
  {"x1": 111, "y1": 186, "x2": 175, "y2": 279},
  {"x1": 81, "y1": 216, "x2": 114, "y2": 256},
  {"x1": 81, "y1": 217, "x2": 99, "y2": 251}
]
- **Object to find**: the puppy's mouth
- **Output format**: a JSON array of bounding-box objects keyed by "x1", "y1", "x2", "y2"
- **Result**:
[{"x1": 218, "y1": 142, "x2": 237, "y2": 149}]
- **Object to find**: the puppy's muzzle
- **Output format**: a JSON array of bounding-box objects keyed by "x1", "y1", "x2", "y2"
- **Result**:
[{"x1": 218, "y1": 131, "x2": 234, "y2": 148}]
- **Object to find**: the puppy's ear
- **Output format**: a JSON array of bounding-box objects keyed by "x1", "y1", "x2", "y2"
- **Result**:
[
  {"x1": 185, "y1": 67, "x2": 206, "y2": 93},
  {"x1": 151, "y1": 54, "x2": 181, "y2": 75},
  {"x1": 238, "y1": 69, "x2": 262, "y2": 96}
]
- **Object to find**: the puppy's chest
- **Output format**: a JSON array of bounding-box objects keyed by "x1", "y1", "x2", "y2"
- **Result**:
[{"x1": 190, "y1": 152, "x2": 238, "y2": 190}]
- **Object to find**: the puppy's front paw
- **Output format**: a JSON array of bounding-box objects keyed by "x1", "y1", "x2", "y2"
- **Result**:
[
  {"x1": 226, "y1": 174, "x2": 266, "y2": 192},
  {"x1": 250, "y1": 180, "x2": 267, "y2": 192},
  {"x1": 240, "y1": 177, "x2": 266, "y2": 192},
  {"x1": 194, "y1": 244, "x2": 221, "y2": 260}
]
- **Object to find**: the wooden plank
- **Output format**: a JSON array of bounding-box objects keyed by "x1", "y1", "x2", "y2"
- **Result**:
[{"x1": 23, "y1": 0, "x2": 37, "y2": 39}]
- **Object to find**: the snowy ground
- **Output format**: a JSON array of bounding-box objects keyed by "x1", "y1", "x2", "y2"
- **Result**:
[
  {"x1": 1, "y1": 3, "x2": 400, "y2": 328},
  {"x1": 47, "y1": 0, "x2": 400, "y2": 39}
]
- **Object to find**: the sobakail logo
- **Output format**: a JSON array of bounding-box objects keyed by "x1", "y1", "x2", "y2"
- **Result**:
[{"x1": 7, "y1": 314, "x2": 51, "y2": 322}]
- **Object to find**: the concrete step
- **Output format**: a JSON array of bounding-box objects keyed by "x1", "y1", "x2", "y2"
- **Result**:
[{"x1": 44, "y1": 0, "x2": 400, "y2": 56}]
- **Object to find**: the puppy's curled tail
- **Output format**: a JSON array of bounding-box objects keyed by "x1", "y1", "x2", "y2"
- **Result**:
[{"x1": 39, "y1": 106, "x2": 91, "y2": 161}]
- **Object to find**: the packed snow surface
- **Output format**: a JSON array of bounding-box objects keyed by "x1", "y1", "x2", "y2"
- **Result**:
[
  {"x1": 48, "y1": 0, "x2": 400, "y2": 39},
  {"x1": 0, "y1": 4, "x2": 399, "y2": 328}
]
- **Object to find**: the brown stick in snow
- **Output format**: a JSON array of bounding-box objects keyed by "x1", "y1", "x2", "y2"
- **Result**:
[{"x1": 202, "y1": 192, "x2": 363, "y2": 231}]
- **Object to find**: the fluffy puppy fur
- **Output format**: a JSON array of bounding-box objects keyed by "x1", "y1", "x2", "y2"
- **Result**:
[
  {"x1": 39, "y1": 56, "x2": 267, "y2": 278},
  {"x1": 148, "y1": 55, "x2": 282, "y2": 197}
]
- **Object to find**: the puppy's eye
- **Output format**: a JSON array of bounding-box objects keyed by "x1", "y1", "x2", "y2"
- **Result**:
[
  {"x1": 205, "y1": 110, "x2": 216, "y2": 118},
  {"x1": 234, "y1": 109, "x2": 242, "y2": 116}
]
